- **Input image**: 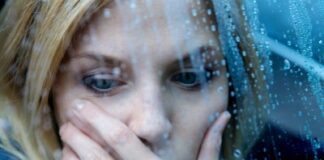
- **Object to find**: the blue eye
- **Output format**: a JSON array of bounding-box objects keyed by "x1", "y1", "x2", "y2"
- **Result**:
[
  {"x1": 170, "y1": 69, "x2": 214, "y2": 89},
  {"x1": 82, "y1": 74, "x2": 125, "y2": 93},
  {"x1": 171, "y1": 72, "x2": 200, "y2": 87}
]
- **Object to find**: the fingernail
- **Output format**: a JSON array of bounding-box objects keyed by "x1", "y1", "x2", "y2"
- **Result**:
[
  {"x1": 73, "y1": 99, "x2": 87, "y2": 111},
  {"x1": 208, "y1": 112, "x2": 220, "y2": 123},
  {"x1": 70, "y1": 100, "x2": 89, "y2": 118}
]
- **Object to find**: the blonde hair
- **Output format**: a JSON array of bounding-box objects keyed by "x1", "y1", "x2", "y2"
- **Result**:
[{"x1": 0, "y1": 0, "x2": 269, "y2": 159}]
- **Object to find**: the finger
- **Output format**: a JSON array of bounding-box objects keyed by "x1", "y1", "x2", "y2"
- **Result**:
[
  {"x1": 197, "y1": 111, "x2": 231, "y2": 160},
  {"x1": 69, "y1": 100, "x2": 159, "y2": 160},
  {"x1": 61, "y1": 146, "x2": 79, "y2": 160},
  {"x1": 60, "y1": 122, "x2": 114, "y2": 160},
  {"x1": 67, "y1": 112, "x2": 109, "y2": 149}
]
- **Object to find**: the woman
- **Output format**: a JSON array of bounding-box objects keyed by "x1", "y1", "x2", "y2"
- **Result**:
[{"x1": 0, "y1": 0, "x2": 269, "y2": 159}]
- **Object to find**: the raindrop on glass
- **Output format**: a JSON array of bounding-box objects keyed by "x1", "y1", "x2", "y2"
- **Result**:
[
  {"x1": 298, "y1": 111, "x2": 303, "y2": 117},
  {"x1": 112, "y1": 67, "x2": 121, "y2": 76},
  {"x1": 221, "y1": 59, "x2": 226, "y2": 66},
  {"x1": 283, "y1": 59, "x2": 291, "y2": 70},
  {"x1": 230, "y1": 91, "x2": 235, "y2": 97},
  {"x1": 235, "y1": 36, "x2": 240, "y2": 42},
  {"x1": 207, "y1": 9, "x2": 212, "y2": 15},
  {"x1": 103, "y1": 8, "x2": 111, "y2": 17},
  {"x1": 191, "y1": 9, "x2": 198, "y2": 17},
  {"x1": 212, "y1": 70, "x2": 220, "y2": 77},
  {"x1": 208, "y1": 112, "x2": 219, "y2": 123},
  {"x1": 242, "y1": 51, "x2": 247, "y2": 57},
  {"x1": 258, "y1": 95, "x2": 263, "y2": 100},
  {"x1": 162, "y1": 132, "x2": 170, "y2": 141},
  {"x1": 217, "y1": 86, "x2": 224, "y2": 93},
  {"x1": 210, "y1": 25, "x2": 216, "y2": 32},
  {"x1": 233, "y1": 149, "x2": 242, "y2": 158},
  {"x1": 313, "y1": 138, "x2": 321, "y2": 149},
  {"x1": 130, "y1": 2, "x2": 137, "y2": 9}
]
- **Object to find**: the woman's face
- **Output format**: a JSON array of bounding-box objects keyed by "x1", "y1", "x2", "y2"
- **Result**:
[{"x1": 53, "y1": 0, "x2": 228, "y2": 159}]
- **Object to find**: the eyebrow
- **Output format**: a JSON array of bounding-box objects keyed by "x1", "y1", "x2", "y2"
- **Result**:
[
  {"x1": 69, "y1": 53, "x2": 126, "y2": 67},
  {"x1": 169, "y1": 45, "x2": 222, "y2": 69},
  {"x1": 69, "y1": 45, "x2": 222, "y2": 70}
]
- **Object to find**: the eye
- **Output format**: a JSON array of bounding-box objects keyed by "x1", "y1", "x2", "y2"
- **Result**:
[
  {"x1": 82, "y1": 73, "x2": 126, "y2": 93},
  {"x1": 170, "y1": 69, "x2": 214, "y2": 89}
]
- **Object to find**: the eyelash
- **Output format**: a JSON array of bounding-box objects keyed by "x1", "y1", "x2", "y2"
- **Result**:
[
  {"x1": 170, "y1": 68, "x2": 218, "y2": 90},
  {"x1": 81, "y1": 68, "x2": 219, "y2": 95},
  {"x1": 82, "y1": 73, "x2": 126, "y2": 96}
]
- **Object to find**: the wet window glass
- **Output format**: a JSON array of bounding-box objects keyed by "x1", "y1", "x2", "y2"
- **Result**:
[{"x1": 0, "y1": 0, "x2": 323, "y2": 160}]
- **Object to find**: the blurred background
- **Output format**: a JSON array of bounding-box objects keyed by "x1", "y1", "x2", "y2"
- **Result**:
[{"x1": 257, "y1": 0, "x2": 323, "y2": 145}]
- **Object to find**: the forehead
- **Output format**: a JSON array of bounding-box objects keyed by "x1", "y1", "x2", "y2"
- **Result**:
[{"x1": 70, "y1": 0, "x2": 219, "y2": 65}]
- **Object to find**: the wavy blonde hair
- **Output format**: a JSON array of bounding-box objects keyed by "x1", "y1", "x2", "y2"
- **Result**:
[{"x1": 0, "y1": 0, "x2": 269, "y2": 159}]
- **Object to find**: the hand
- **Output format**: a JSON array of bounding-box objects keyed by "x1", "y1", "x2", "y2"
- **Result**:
[
  {"x1": 197, "y1": 111, "x2": 231, "y2": 160},
  {"x1": 60, "y1": 100, "x2": 160, "y2": 160},
  {"x1": 59, "y1": 100, "x2": 231, "y2": 160}
]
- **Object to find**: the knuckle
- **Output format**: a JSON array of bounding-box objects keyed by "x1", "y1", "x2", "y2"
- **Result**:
[
  {"x1": 79, "y1": 105, "x2": 96, "y2": 121},
  {"x1": 107, "y1": 126, "x2": 133, "y2": 145}
]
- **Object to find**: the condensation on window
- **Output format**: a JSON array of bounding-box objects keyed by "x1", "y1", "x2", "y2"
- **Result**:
[{"x1": 0, "y1": 0, "x2": 323, "y2": 160}]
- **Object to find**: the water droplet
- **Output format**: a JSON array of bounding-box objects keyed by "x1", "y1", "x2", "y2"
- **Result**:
[
  {"x1": 319, "y1": 40, "x2": 323, "y2": 44},
  {"x1": 209, "y1": 112, "x2": 220, "y2": 122},
  {"x1": 206, "y1": 72, "x2": 211, "y2": 78},
  {"x1": 298, "y1": 111, "x2": 303, "y2": 117},
  {"x1": 258, "y1": 95, "x2": 263, "y2": 100},
  {"x1": 210, "y1": 25, "x2": 216, "y2": 32},
  {"x1": 242, "y1": 51, "x2": 247, "y2": 57},
  {"x1": 202, "y1": 17, "x2": 207, "y2": 23},
  {"x1": 283, "y1": 59, "x2": 291, "y2": 70},
  {"x1": 230, "y1": 91, "x2": 235, "y2": 97},
  {"x1": 233, "y1": 149, "x2": 241, "y2": 158},
  {"x1": 207, "y1": 9, "x2": 212, "y2": 15},
  {"x1": 191, "y1": 9, "x2": 198, "y2": 17},
  {"x1": 313, "y1": 138, "x2": 321, "y2": 149},
  {"x1": 212, "y1": 70, "x2": 220, "y2": 76},
  {"x1": 103, "y1": 8, "x2": 111, "y2": 17},
  {"x1": 235, "y1": 36, "x2": 240, "y2": 42},
  {"x1": 217, "y1": 86, "x2": 224, "y2": 93},
  {"x1": 221, "y1": 59, "x2": 226, "y2": 66},
  {"x1": 162, "y1": 132, "x2": 170, "y2": 140},
  {"x1": 112, "y1": 67, "x2": 121, "y2": 76},
  {"x1": 130, "y1": 2, "x2": 137, "y2": 9}
]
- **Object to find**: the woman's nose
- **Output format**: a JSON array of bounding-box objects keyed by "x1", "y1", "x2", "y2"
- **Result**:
[{"x1": 128, "y1": 87, "x2": 172, "y2": 145}]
